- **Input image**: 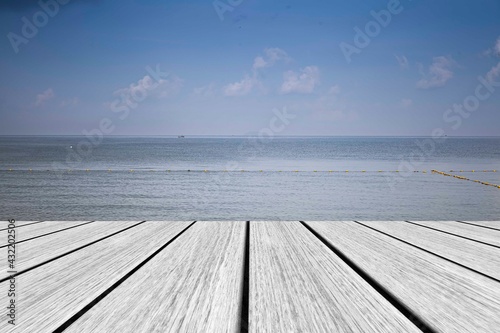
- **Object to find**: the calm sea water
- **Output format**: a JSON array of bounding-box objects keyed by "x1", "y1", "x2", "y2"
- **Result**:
[{"x1": 1, "y1": 136, "x2": 499, "y2": 220}]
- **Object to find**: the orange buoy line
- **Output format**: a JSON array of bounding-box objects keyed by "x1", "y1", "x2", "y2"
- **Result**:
[
  {"x1": 449, "y1": 170, "x2": 497, "y2": 173},
  {"x1": 431, "y1": 170, "x2": 500, "y2": 189}
]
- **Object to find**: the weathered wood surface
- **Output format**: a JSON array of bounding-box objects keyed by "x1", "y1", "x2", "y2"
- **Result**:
[
  {"x1": 0, "y1": 221, "x2": 92, "y2": 247},
  {"x1": 461, "y1": 221, "x2": 500, "y2": 230},
  {"x1": 0, "y1": 221, "x2": 43, "y2": 231},
  {"x1": 0, "y1": 221, "x2": 140, "y2": 280},
  {"x1": 306, "y1": 221, "x2": 500, "y2": 333},
  {"x1": 250, "y1": 221, "x2": 420, "y2": 333},
  {"x1": 2, "y1": 220, "x2": 500, "y2": 333},
  {"x1": 407, "y1": 220, "x2": 500, "y2": 247},
  {"x1": 64, "y1": 221, "x2": 246, "y2": 333},
  {"x1": 358, "y1": 221, "x2": 500, "y2": 280},
  {"x1": 0, "y1": 221, "x2": 191, "y2": 333}
]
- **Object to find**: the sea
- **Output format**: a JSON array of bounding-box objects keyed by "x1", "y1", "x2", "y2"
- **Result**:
[{"x1": 1, "y1": 136, "x2": 499, "y2": 220}]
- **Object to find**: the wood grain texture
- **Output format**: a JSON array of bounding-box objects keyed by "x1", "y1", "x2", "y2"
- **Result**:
[
  {"x1": 0, "y1": 221, "x2": 43, "y2": 231},
  {"x1": 307, "y1": 221, "x2": 500, "y2": 333},
  {"x1": 0, "y1": 221, "x2": 140, "y2": 280},
  {"x1": 65, "y1": 221, "x2": 246, "y2": 333},
  {"x1": 461, "y1": 221, "x2": 500, "y2": 230},
  {"x1": 0, "y1": 221, "x2": 92, "y2": 247},
  {"x1": 0, "y1": 221, "x2": 191, "y2": 333},
  {"x1": 359, "y1": 221, "x2": 500, "y2": 280},
  {"x1": 408, "y1": 221, "x2": 500, "y2": 247},
  {"x1": 250, "y1": 221, "x2": 421, "y2": 333}
]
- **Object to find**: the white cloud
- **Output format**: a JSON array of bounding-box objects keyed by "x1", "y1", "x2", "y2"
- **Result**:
[
  {"x1": 252, "y1": 56, "x2": 268, "y2": 70},
  {"x1": 223, "y1": 76, "x2": 255, "y2": 96},
  {"x1": 281, "y1": 66, "x2": 320, "y2": 94},
  {"x1": 157, "y1": 76, "x2": 183, "y2": 98},
  {"x1": 265, "y1": 48, "x2": 290, "y2": 63},
  {"x1": 416, "y1": 56, "x2": 454, "y2": 89},
  {"x1": 114, "y1": 74, "x2": 182, "y2": 100},
  {"x1": 35, "y1": 88, "x2": 54, "y2": 107},
  {"x1": 395, "y1": 55, "x2": 409, "y2": 69},
  {"x1": 401, "y1": 98, "x2": 413, "y2": 108},
  {"x1": 224, "y1": 47, "x2": 289, "y2": 96},
  {"x1": 483, "y1": 37, "x2": 500, "y2": 57},
  {"x1": 114, "y1": 76, "x2": 156, "y2": 96},
  {"x1": 193, "y1": 83, "x2": 216, "y2": 97},
  {"x1": 252, "y1": 48, "x2": 290, "y2": 70},
  {"x1": 486, "y1": 62, "x2": 500, "y2": 83}
]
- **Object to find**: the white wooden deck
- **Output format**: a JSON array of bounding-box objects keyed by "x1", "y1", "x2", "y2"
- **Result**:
[{"x1": 1, "y1": 220, "x2": 499, "y2": 332}]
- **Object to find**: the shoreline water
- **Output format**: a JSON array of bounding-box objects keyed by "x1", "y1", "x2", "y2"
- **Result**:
[{"x1": 1, "y1": 136, "x2": 499, "y2": 220}]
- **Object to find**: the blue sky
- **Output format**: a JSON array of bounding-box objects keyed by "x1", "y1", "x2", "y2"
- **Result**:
[{"x1": 1, "y1": 0, "x2": 499, "y2": 136}]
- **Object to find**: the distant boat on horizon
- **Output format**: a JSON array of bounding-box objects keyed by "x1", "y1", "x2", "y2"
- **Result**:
[{"x1": 178, "y1": 135, "x2": 185, "y2": 138}]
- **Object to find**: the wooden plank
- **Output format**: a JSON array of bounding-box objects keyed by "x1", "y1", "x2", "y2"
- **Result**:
[
  {"x1": 307, "y1": 221, "x2": 500, "y2": 333},
  {"x1": 0, "y1": 221, "x2": 44, "y2": 231},
  {"x1": 0, "y1": 221, "x2": 192, "y2": 333},
  {"x1": 359, "y1": 221, "x2": 500, "y2": 280},
  {"x1": 461, "y1": 221, "x2": 500, "y2": 230},
  {"x1": 0, "y1": 221, "x2": 93, "y2": 247},
  {"x1": 250, "y1": 221, "x2": 421, "y2": 333},
  {"x1": 408, "y1": 221, "x2": 500, "y2": 247},
  {"x1": 64, "y1": 221, "x2": 246, "y2": 333},
  {"x1": 0, "y1": 221, "x2": 140, "y2": 280}
]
